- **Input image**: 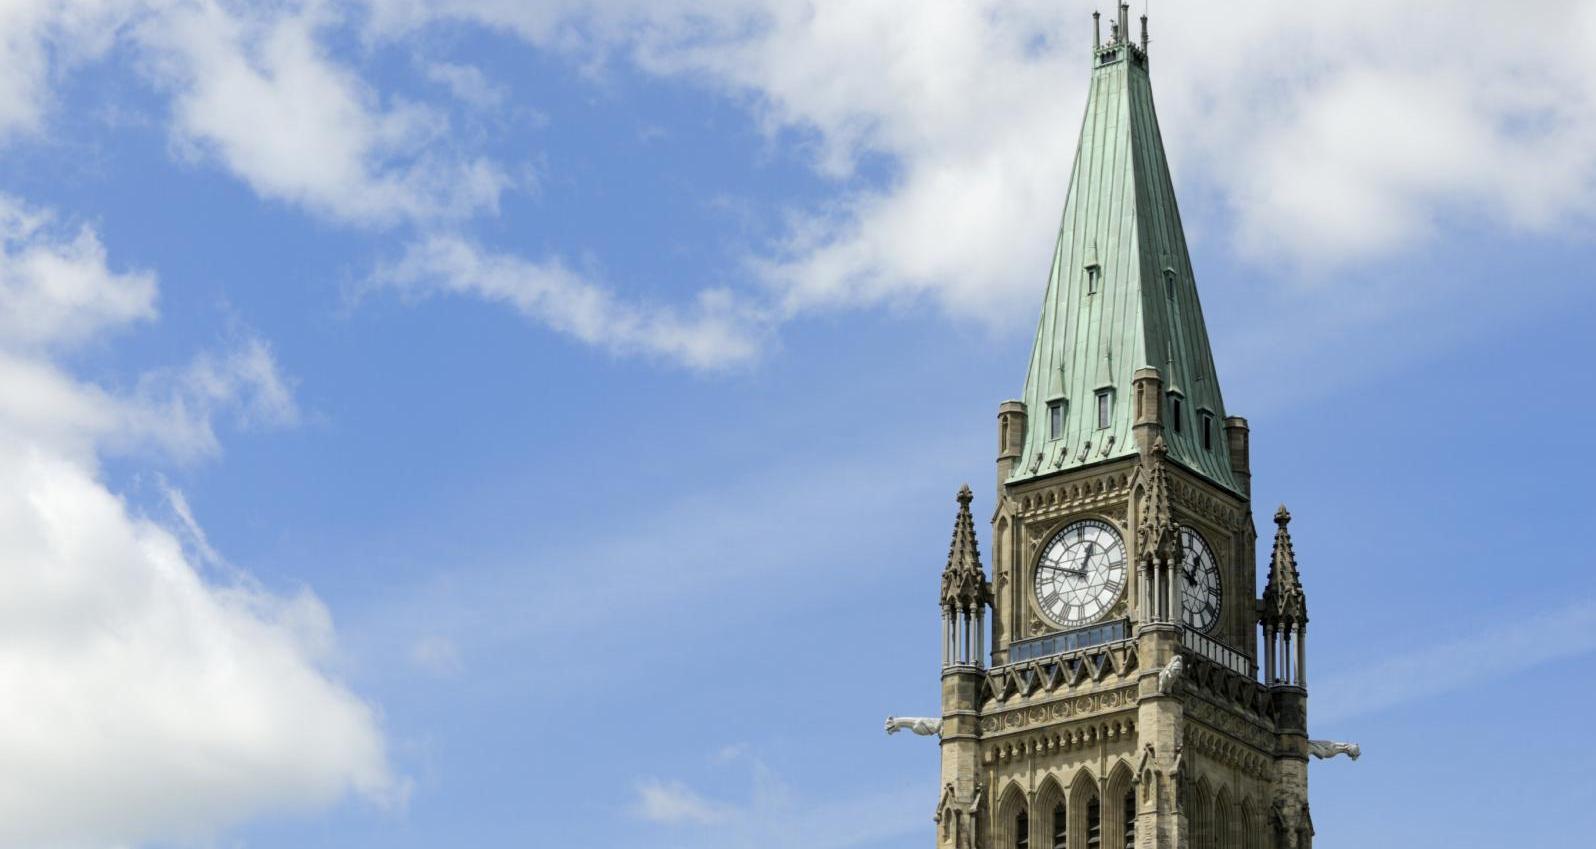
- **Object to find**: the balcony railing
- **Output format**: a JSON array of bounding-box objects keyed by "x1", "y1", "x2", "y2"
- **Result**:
[
  {"x1": 1182, "y1": 627, "x2": 1254, "y2": 677},
  {"x1": 1007, "y1": 620, "x2": 1130, "y2": 663}
]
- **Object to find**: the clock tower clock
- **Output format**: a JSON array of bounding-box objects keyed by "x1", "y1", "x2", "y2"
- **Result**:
[{"x1": 926, "y1": 7, "x2": 1321, "y2": 849}]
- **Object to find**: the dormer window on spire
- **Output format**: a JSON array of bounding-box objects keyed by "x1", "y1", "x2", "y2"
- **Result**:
[{"x1": 1085, "y1": 241, "x2": 1102, "y2": 295}]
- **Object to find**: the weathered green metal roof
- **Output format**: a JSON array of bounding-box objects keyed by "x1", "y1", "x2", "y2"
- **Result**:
[{"x1": 1011, "y1": 40, "x2": 1241, "y2": 494}]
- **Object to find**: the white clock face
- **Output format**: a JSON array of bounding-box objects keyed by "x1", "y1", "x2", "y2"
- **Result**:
[
  {"x1": 1180, "y1": 527, "x2": 1223, "y2": 632},
  {"x1": 1034, "y1": 519, "x2": 1127, "y2": 628}
]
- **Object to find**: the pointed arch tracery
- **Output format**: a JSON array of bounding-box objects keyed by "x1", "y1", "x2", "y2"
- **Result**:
[
  {"x1": 1189, "y1": 777, "x2": 1213, "y2": 849},
  {"x1": 1068, "y1": 769, "x2": 1102, "y2": 849},
  {"x1": 1102, "y1": 761, "x2": 1136, "y2": 849},
  {"x1": 995, "y1": 782, "x2": 1028, "y2": 849},
  {"x1": 1213, "y1": 786, "x2": 1234, "y2": 849},
  {"x1": 1034, "y1": 774, "x2": 1068, "y2": 849},
  {"x1": 1239, "y1": 798, "x2": 1259, "y2": 849}
]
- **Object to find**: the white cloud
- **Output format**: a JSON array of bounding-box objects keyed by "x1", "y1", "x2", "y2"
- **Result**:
[
  {"x1": 0, "y1": 0, "x2": 135, "y2": 140},
  {"x1": 0, "y1": 197, "x2": 396, "y2": 848},
  {"x1": 370, "y1": 234, "x2": 767, "y2": 370},
  {"x1": 0, "y1": 194, "x2": 156, "y2": 351},
  {"x1": 138, "y1": 0, "x2": 508, "y2": 227},
  {"x1": 423, "y1": 61, "x2": 507, "y2": 110},
  {"x1": 635, "y1": 779, "x2": 731, "y2": 825},
  {"x1": 630, "y1": 749, "x2": 923, "y2": 848}
]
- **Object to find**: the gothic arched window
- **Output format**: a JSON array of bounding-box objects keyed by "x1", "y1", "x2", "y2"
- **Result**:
[
  {"x1": 1016, "y1": 811, "x2": 1029, "y2": 849},
  {"x1": 1086, "y1": 797, "x2": 1102, "y2": 849},
  {"x1": 1122, "y1": 789, "x2": 1136, "y2": 849},
  {"x1": 1052, "y1": 802, "x2": 1067, "y2": 849}
]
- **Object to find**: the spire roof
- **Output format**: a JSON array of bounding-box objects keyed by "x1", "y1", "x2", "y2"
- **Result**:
[
  {"x1": 1012, "y1": 11, "x2": 1240, "y2": 493},
  {"x1": 940, "y1": 484, "x2": 990, "y2": 610},
  {"x1": 1263, "y1": 505, "x2": 1308, "y2": 627}
]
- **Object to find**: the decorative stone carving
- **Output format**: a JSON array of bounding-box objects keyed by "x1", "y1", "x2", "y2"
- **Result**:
[
  {"x1": 885, "y1": 716, "x2": 943, "y2": 737},
  {"x1": 1307, "y1": 740, "x2": 1361, "y2": 761},
  {"x1": 1157, "y1": 655, "x2": 1184, "y2": 695}
]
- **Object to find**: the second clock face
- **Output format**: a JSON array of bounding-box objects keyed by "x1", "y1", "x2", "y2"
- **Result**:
[
  {"x1": 1180, "y1": 527, "x2": 1223, "y2": 632},
  {"x1": 1034, "y1": 519, "x2": 1127, "y2": 628}
]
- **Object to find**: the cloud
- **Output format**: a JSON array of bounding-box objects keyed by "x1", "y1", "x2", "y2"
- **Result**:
[
  {"x1": 423, "y1": 61, "x2": 507, "y2": 110},
  {"x1": 369, "y1": 234, "x2": 768, "y2": 370},
  {"x1": 0, "y1": 194, "x2": 157, "y2": 351},
  {"x1": 1312, "y1": 598, "x2": 1596, "y2": 727},
  {"x1": 629, "y1": 748, "x2": 923, "y2": 849},
  {"x1": 0, "y1": 0, "x2": 134, "y2": 140},
  {"x1": 0, "y1": 196, "x2": 395, "y2": 848},
  {"x1": 138, "y1": 0, "x2": 508, "y2": 227},
  {"x1": 634, "y1": 779, "x2": 732, "y2": 825}
]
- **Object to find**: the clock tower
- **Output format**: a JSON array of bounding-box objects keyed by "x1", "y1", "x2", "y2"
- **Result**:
[{"x1": 929, "y1": 7, "x2": 1319, "y2": 849}]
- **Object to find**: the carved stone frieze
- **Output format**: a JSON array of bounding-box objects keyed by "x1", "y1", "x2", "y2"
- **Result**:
[
  {"x1": 1182, "y1": 720, "x2": 1272, "y2": 780},
  {"x1": 1170, "y1": 479, "x2": 1244, "y2": 531},
  {"x1": 979, "y1": 713, "x2": 1139, "y2": 764},
  {"x1": 1011, "y1": 471, "x2": 1133, "y2": 525},
  {"x1": 979, "y1": 684, "x2": 1138, "y2": 735}
]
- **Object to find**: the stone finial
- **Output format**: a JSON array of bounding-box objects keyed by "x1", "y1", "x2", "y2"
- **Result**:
[{"x1": 940, "y1": 484, "x2": 991, "y2": 610}]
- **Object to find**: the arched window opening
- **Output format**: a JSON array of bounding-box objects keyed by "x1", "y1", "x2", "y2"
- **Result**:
[
  {"x1": 1214, "y1": 799, "x2": 1232, "y2": 849},
  {"x1": 1016, "y1": 811, "x2": 1030, "y2": 849},
  {"x1": 1122, "y1": 789, "x2": 1135, "y2": 849},
  {"x1": 1052, "y1": 802, "x2": 1067, "y2": 849},
  {"x1": 1086, "y1": 797, "x2": 1102, "y2": 849}
]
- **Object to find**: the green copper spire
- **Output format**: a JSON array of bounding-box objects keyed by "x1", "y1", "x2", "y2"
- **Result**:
[{"x1": 1011, "y1": 15, "x2": 1240, "y2": 494}]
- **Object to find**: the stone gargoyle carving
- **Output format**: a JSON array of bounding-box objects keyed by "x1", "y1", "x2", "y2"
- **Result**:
[
  {"x1": 1307, "y1": 740, "x2": 1361, "y2": 760},
  {"x1": 885, "y1": 716, "x2": 943, "y2": 736},
  {"x1": 1157, "y1": 655, "x2": 1184, "y2": 695}
]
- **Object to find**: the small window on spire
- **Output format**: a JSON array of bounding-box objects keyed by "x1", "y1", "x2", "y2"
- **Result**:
[
  {"x1": 1171, "y1": 396, "x2": 1183, "y2": 433},
  {"x1": 1163, "y1": 268, "x2": 1176, "y2": 299},
  {"x1": 1087, "y1": 265, "x2": 1101, "y2": 295},
  {"x1": 1202, "y1": 413, "x2": 1214, "y2": 450},
  {"x1": 1096, "y1": 391, "x2": 1112, "y2": 430},
  {"x1": 1048, "y1": 401, "x2": 1065, "y2": 440}
]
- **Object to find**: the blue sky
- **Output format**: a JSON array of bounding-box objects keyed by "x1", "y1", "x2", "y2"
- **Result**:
[{"x1": 1, "y1": 2, "x2": 1594, "y2": 847}]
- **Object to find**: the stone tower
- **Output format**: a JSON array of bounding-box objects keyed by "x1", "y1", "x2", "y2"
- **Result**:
[{"x1": 932, "y1": 7, "x2": 1317, "y2": 848}]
